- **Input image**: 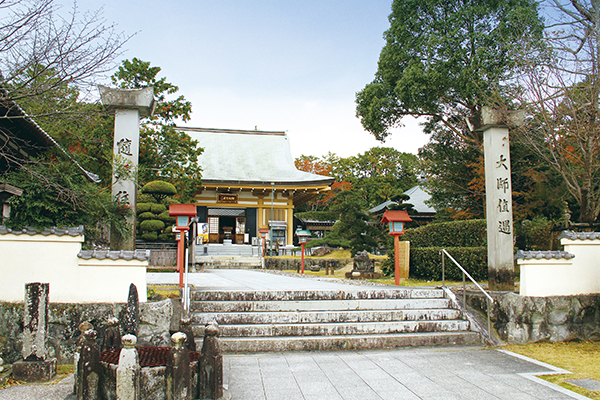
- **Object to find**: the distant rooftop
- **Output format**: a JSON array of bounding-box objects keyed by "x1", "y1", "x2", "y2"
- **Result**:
[
  {"x1": 369, "y1": 185, "x2": 436, "y2": 214},
  {"x1": 178, "y1": 127, "x2": 334, "y2": 186}
]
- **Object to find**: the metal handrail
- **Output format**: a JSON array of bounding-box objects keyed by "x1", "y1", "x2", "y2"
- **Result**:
[{"x1": 440, "y1": 248, "x2": 494, "y2": 336}]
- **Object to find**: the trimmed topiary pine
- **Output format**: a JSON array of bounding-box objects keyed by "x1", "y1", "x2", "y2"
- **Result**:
[
  {"x1": 142, "y1": 181, "x2": 177, "y2": 202},
  {"x1": 140, "y1": 219, "x2": 166, "y2": 232},
  {"x1": 136, "y1": 180, "x2": 180, "y2": 242}
]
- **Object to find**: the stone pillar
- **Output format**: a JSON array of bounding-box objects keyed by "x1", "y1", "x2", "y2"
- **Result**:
[
  {"x1": 480, "y1": 107, "x2": 524, "y2": 291},
  {"x1": 99, "y1": 85, "x2": 155, "y2": 250},
  {"x1": 77, "y1": 329, "x2": 101, "y2": 400},
  {"x1": 116, "y1": 335, "x2": 140, "y2": 400},
  {"x1": 199, "y1": 322, "x2": 223, "y2": 400},
  {"x1": 166, "y1": 332, "x2": 191, "y2": 400},
  {"x1": 12, "y1": 283, "x2": 56, "y2": 382}
]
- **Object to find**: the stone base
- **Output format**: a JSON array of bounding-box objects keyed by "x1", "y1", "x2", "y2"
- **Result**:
[
  {"x1": 345, "y1": 271, "x2": 382, "y2": 280},
  {"x1": 12, "y1": 358, "x2": 56, "y2": 382}
]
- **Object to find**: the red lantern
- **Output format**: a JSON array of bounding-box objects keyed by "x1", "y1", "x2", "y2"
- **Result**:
[{"x1": 381, "y1": 210, "x2": 412, "y2": 285}]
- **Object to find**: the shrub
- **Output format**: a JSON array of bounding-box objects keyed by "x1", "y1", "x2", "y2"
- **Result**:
[
  {"x1": 403, "y1": 219, "x2": 487, "y2": 248},
  {"x1": 157, "y1": 211, "x2": 176, "y2": 224},
  {"x1": 140, "y1": 219, "x2": 166, "y2": 232},
  {"x1": 158, "y1": 232, "x2": 175, "y2": 241},
  {"x1": 151, "y1": 204, "x2": 167, "y2": 214},
  {"x1": 382, "y1": 246, "x2": 487, "y2": 281},
  {"x1": 515, "y1": 216, "x2": 554, "y2": 250},
  {"x1": 141, "y1": 232, "x2": 158, "y2": 241},
  {"x1": 137, "y1": 203, "x2": 152, "y2": 213},
  {"x1": 137, "y1": 193, "x2": 154, "y2": 203},
  {"x1": 142, "y1": 181, "x2": 177, "y2": 201},
  {"x1": 138, "y1": 211, "x2": 156, "y2": 221}
]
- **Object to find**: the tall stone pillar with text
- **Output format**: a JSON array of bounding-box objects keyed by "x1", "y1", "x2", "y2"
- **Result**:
[
  {"x1": 99, "y1": 86, "x2": 155, "y2": 250},
  {"x1": 480, "y1": 107, "x2": 523, "y2": 291}
]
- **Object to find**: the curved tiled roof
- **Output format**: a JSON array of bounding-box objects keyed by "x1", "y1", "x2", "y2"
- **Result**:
[
  {"x1": 558, "y1": 231, "x2": 600, "y2": 241},
  {"x1": 178, "y1": 127, "x2": 334, "y2": 186},
  {"x1": 0, "y1": 225, "x2": 84, "y2": 236},
  {"x1": 78, "y1": 250, "x2": 151, "y2": 261},
  {"x1": 514, "y1": 250, "x2": 575, "y2": 260}
]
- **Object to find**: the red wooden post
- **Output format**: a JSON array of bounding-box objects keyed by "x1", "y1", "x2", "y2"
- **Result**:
[
  {"x1": 301, "y1": 242, "x2": 305, "y2": 274},
  {"x1": 169, "y1": 204, "x2": 197, "y2": 289},
  {"x1": 394, "y1": 234, "x2": 400, "y2": 286}
]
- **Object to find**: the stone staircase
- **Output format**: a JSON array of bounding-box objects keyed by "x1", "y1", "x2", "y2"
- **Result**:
[
  {"x1": 189, "y1": 287, "x2": 481, "y2": 352},
  {"x1": 194, "y1": 244, "x2": 261, "y2": 269}
]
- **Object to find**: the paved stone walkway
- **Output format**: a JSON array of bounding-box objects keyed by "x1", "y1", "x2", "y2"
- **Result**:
[
  {"x1": 0, "y1": 347, "x2": 587, "y2": 400},
  {"x1": 224, "y1": 346, "x2": 588, "y2": 400},
  {"x1": 0, "y1": 271, "x2": 590, "y2": 399},
  {"x1": 147, "y1": 269, "x2": 386, "y2": 291}
]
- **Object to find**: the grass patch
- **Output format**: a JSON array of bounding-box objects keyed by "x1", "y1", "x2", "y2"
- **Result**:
[
  {"x1": 504, "y1": 341, "x2": 600, "y2": 399},
  {"x1": 148, "y1": 285, "x2": 180, "y2": 301}
]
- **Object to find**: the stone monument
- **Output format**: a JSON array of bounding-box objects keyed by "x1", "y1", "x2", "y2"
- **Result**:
[
  {"x1": 12, "y1": 282, "x2": 56, "y2": 382},
  {"x1": 122, "y1": 283, "x2": 139, "y2": 336},
  {"x1": 479, "y1": 107, "x2": 524, "y2": 291},
  {"x1": 99, "y1": 85, "x2": 155, "y2": 250}
]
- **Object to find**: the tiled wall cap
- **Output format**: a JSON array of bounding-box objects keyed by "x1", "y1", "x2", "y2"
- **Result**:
[
  {"x1": 0, "y1": 225, "x2": 84, "y2": 236},
  {"x1": 558, "y1": 231, "x2": 600, "y2": 241},
  {"x1": 78, "y1": 249, "x2": 151, "y2": 261},
  {"x1": 515, "y1": 249, "x2": 575, "y2": 260}
]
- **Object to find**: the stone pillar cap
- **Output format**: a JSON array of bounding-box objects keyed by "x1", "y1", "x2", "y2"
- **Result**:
[
  {"x1": 476, "y1": 106, "x2": 525, "y2": 130},
  {"x1": 98, "y1": 85, "x2": 156, "y2": 117}
]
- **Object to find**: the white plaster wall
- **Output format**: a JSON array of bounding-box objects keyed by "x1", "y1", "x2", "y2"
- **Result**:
[
  {"x1": 0, "y1": 234, "x2": 147, "y2": 303},
  {"x1": 519, "y1": 259, "x2": 576, "y2": 296},
  {"x1": 519, "y1": 239, "x2": 600, "y2": 296}
]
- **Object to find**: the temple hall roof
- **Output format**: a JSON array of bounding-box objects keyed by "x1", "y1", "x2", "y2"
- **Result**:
[{"x1": 177, "y1": 127, "x2": 334, "y2": 187}]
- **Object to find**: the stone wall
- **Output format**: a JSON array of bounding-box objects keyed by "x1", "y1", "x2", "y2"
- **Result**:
[
  {"x1": 0, "y1": 299, "x2": 176, "y2": 365},
  {"x1": 467, "y1": 291, "x2": 600, "y2": 343}
]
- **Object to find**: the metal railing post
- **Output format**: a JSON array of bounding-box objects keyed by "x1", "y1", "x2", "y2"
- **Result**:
[
  {"x1": 462, "y1": 272, "x2": 466, "y2": 306},
  {"x1": 441, "y1": 250, "x2": 445, "y2": 286},
  {"x1": 440, "y1": 248, "x2": 494, "y2": 339}
]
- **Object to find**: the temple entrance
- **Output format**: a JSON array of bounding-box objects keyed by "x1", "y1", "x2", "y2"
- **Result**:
[{"x1": 207, "y1": 208, "x2": 248, "y2": 244}]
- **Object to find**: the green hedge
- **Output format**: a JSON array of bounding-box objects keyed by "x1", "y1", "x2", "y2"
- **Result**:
[
  {"x1": 403, "y1": 219, "x2": 487, "y2": 248},
  {"x1": 382, "y1": 246, "x2": 487, "y2": 281},
  {"x1": 411, "y1": 247, "x2": 487, "y2": 281}
]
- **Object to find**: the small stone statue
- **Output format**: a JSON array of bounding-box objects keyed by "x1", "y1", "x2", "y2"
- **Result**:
[
  {"x1": 166, "y1": 332, "x2": 191, "y2": 400},
  {"x1": 104, "y1": 317, "x2": 122, "y2": 351},
  {"x1": 199, "y1": 322, "x2": 223, "y2": 399},
  {"x1": 179, "y1": 317, "x2": 196, "y2": 352},
  {"x1": 77, "y1": 329, "x2": 101, "y2": 400},
  {"x1": 74, "y1": 321, "x2": 93, "y2": 395}
]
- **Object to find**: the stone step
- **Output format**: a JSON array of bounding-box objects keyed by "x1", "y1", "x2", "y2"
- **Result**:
[
  {"x1": 190, "y1": 288, "x2": 445, "y2": 302},
  {"x1": 199, "y1": 319, "x2": 471, "y2": 338},
  {"x1": 192, "y1": 308, "x2": 462, "y2": 325},
  {"x1": 190, "y1": 298, "x2": 452, "y2": 313},
  {"x1": 194, "y1": 256, "x2": 261, "y2": 268},
  {"x1": 209, "y1": 331, "x2": 481, "y2": 352}
]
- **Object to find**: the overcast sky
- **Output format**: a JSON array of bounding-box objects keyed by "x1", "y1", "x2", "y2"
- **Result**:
[{"x1": 73, "y1": 0, "x2": 428, "y2": 158}]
